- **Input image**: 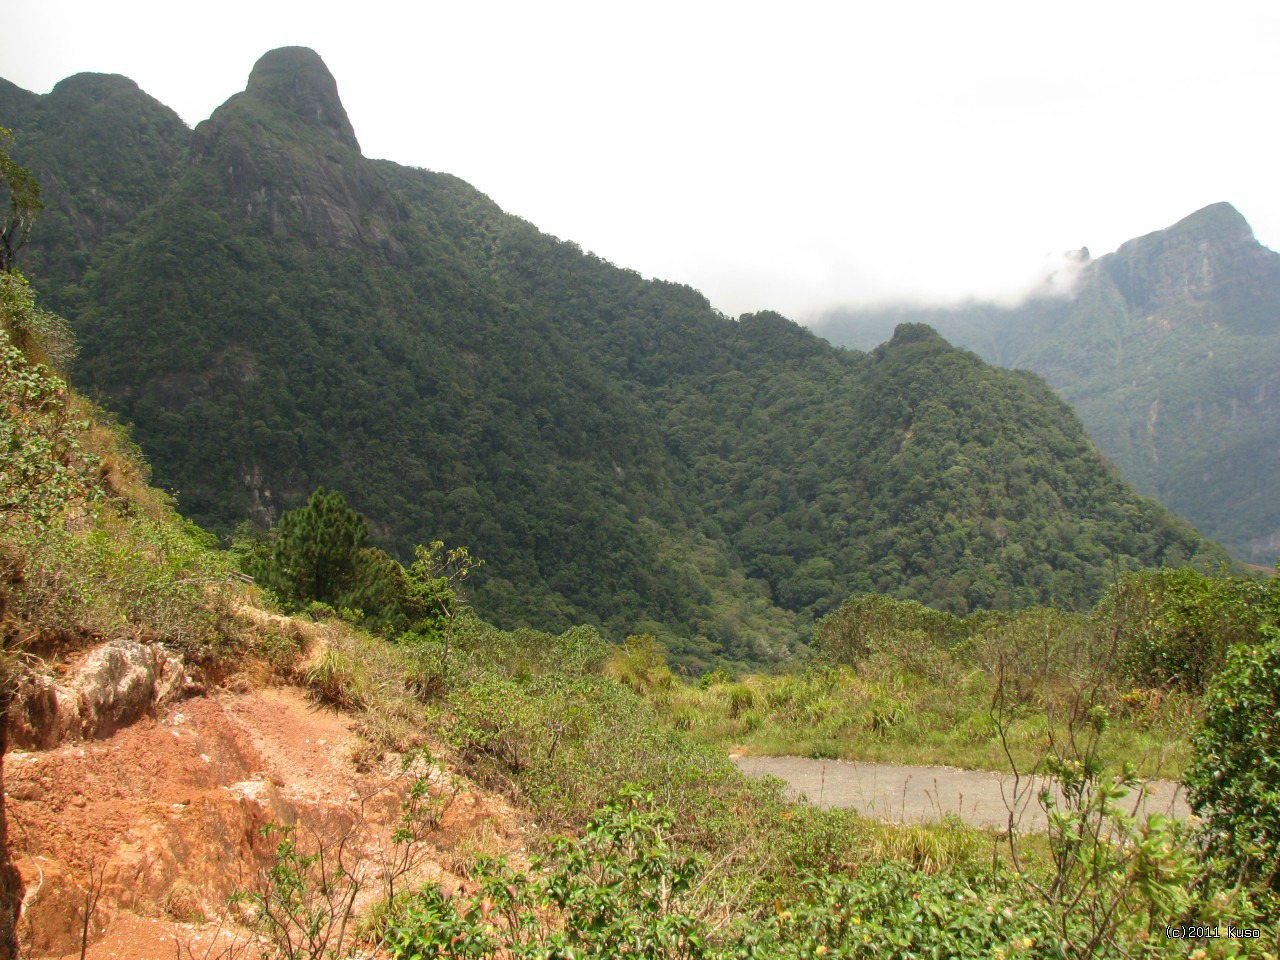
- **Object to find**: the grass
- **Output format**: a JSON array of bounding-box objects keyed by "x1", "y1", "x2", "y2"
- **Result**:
[{"x1": 650, "y1": 666, "x2": 1197, "y2": 779}]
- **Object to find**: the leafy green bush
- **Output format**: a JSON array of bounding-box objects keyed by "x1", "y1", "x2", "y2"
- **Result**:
[
  {"x1": 604, "y1": 633, "x2": 674, "y2": 693},
  {"x1": 387, "y1": 790, "x2": 716, "y2": 960},
  {"x1": 0, "y1": 274, "x2": 94, "y2": 530},
  {"x1": 758, "y1": 862, "x2": 1065, "y2": 959},
  {"x1": 812, "y1": 594, "x2": 967, "y2": 668},
  {"x1": 1185, "y1": 627, "x2": 1280, "y2": 896},
  {"x1": 1102, "y1": 569, "x2": 1277, "y2": 691},
  {"x1": 7, "y1": 504, "x2": 231, "y2": 656}
]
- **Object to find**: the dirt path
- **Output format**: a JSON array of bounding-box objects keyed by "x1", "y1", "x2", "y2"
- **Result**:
[
  {"x1": 733, "y1": 756, "x2": 1190, "y2": 831},
  {"x1": 7, "y1": 682, "x2": 524, "y2": 959}
]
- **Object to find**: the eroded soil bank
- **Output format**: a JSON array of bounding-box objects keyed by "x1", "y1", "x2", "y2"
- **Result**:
[{"x1": 5, "y1": 680, "x2": 524, "y2": 959}]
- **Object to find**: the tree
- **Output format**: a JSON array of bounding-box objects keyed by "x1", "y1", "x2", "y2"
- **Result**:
[
  {"x1": 262, "y1": 488, "x2": 369, "y2": 609},
  {"x1": 0, "y1": 129, "x2": 41, "y2": 273},
  {"x1": 403, "y1": 540, "x2": 481, "y2": 669}
]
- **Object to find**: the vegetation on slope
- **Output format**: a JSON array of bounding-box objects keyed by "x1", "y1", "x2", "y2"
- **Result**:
[
  {"x1": 1, "y1": 52, "x2": 1237, "y2": 667},
  {"x1": 647, "y1": 570, "x2": 1278, "y2": 779},
  {"x1": 819, "y1": 204, "x2": 1280, "y2": 566},
  {"x1": 3, "y1": 265, "x2": 1279, "y2": 956}
]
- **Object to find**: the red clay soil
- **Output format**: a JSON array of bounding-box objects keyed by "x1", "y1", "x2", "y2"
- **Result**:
[{"x1": 4, "y1": 682, "x2": 525, "y2": 959}]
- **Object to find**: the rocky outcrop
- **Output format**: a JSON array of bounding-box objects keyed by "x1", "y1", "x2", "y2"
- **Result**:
[
  {"x1": 6, "y1": 639, "x2": 199, "y2": 749},
  {"x1": 188, "y1": 47, "x2": 407, "y2": 258},
  {"x1": 1099, "y1": 202, "x2": 1280, "y2": 331}
]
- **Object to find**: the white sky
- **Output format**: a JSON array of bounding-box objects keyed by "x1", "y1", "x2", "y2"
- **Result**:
[{"x1": 5, "y1": 0, "x2": 1279, "y2": 321}]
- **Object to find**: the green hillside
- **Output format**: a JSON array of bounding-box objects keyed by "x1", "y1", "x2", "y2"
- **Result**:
[
  {"x1": 0, "y1": 48, "x2": 1234, "y2": 664},
  {"x1": 819, "y1": 204, "x2": 1280, "y2": 566}
]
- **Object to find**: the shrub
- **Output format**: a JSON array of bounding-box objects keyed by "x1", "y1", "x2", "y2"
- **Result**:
[
  {"x1": 759, "y1": 862, "x2": 1066, "y2": 959},
  {"x1": 304, "y1": 648, "x2": 370, "y2": 710},
  {"x1": 1184, "y1": 626, "x2": 1280, "y2": 896},
  {"x1": 0, "y1": 276, "x2": 95, "y2": 531},
  {"x1": 387, "y1": 790, "x2": 716, "y2": 960},
  {"x1": 1102, "y1": 569, "x2": 1275, "y2": 692},
  {"x1": 813, "y1": 594, "x2": 966, "y2": 668},
  {"x1": 604, "y1": 633, "x2": 674, "y2": 693}
]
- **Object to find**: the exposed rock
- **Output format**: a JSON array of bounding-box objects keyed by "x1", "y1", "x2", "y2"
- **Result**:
[
  {"x1": 187, "y1": 47, "x2": 407, "y2": 259},
  {"x1": 1101, "y1": 202, "x2": 1280, "y2": 326},
  {"x1": 6, "y1": 640, "x2": 197, "y2": 749},
  {"x1": 244, "y1": 46, "x2": 361, "y2": 152}
]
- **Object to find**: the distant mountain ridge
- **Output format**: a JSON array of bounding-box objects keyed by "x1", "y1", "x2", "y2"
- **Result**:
[
  {"x1": 819, "y1": 204, "x2": 1280, "y2": 565},
  {"x1": 0, "y1": 48, "x2": 1236, "y2": 664}
]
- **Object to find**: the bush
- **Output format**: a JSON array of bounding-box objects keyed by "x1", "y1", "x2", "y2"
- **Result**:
[
  {"x1": 1184, "y1": 626, "x2": 1280, "y2": 895},
  {"x1": 604, "y1": 633, "x2": 674, "y2": 693},
  {"x1": 813, "y1": 594, "x2": 966, "y2": 668},
  {"x1": 1101, "y1": 569, "x2": 1278, "y2": 692},
  {"x1": 759, "y1": 862, "x2": 1065, "y2": 959},
  {"x1": 387, "y1": 789, "x2": 716, "y2": 960},
  {"x1": 0, "y1": 275, "x2": 95, "y2": 531}
]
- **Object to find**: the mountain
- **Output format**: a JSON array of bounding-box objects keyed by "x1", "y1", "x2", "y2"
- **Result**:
[
  {"x1": 0, "y1": 71, "x2": 189, "y2": 292},
  {"x1": 0, "y1": 49, "x2": 1235, "y2": 664},
  {"x1": 818, "y1": 204, "x2": 1280, "y2": 566}
]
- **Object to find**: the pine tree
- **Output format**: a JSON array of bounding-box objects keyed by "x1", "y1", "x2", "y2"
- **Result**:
[{"x1": 263, "y1": 487, "x2": 369, "y2": 609}]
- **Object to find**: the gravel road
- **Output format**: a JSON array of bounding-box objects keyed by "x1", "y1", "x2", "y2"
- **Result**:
[{"x1": 733, "y1": 755, "x2": 1190, "y2": 831}]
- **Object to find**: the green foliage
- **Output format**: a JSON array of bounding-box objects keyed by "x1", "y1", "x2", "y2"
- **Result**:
[
  {"x1": 388, "y1": 789, "x2": 715, "y2": 960},
  {"x1": 399, "y1": 540, "x2": 482, "y2": 668},
  {"x1": 0, "y1": 128, "x2": 42, "y2": 273},
  {"x1": 1102, "y1": 568, "x2": 1278, "y2": 691},
  {"x1": 812, "y1": 593, "x2": 967, "y2": 668},
  {"x1": 5, "y1": 500, "x2": 233, "y2": 659},
  {"x1": 652, "y1": 592, "x2": 1228, "y2": 776},
  {"x1": 15, "y1": 54, "x2": 1234, "y2": 663},
  {"x1": 821, "y1": 205, "x2": 1280, "y2": 567},
  {"x1": 604, "y1": 633, "x2": 674, "y2": 694},
  {"x1": 237, "y1": 758, "x2": 443, "y2": 960},
  {"x1": 0, "y1": 268, "x2": 237, "y2": 679},
  {"x1": 760, "y1": 863, "x2": 1064, "y2": 958},
  {"x1": 0, "y1": 268, "x2": 75, "y2": 370},
  {"x1": 381, "y1": 787, "x2": 1244, "y2": 960},
  {"x1": 1185, "y1": 627, "x2": 1280, "y2": 896},
  {"x1": 258, "y1": 487, "x2": 370, "y2": 609},
  {"x1": 0, "y1": 273, "x2": 92, "y2": 529}
]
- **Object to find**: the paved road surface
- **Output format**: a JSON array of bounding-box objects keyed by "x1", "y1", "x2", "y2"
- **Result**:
[{"x1": 733, "y1": 756, "x2": 1189, "y2": 831}]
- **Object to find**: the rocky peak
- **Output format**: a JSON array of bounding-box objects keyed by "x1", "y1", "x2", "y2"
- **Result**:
[
  {"x1": 1100, "y1": 202, "x2": 1279, "y2": 319},
  {"x1": 185, "y1": 47, "x2": 408, "y2": 258},
  {"x1": 243, "y1": 46, "x2": 360, "y2": 152}
]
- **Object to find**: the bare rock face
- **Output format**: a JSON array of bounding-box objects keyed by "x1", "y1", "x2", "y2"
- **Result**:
[
  {"x1": 6, "y1": 640, "x2": 197, "y2": 748},
  {"x1": 187, "y1": 46, "x2": 407, "y2": 258},
  {"x1": 1100, "y1": 202, "x2": 1280, "y2": 330}
]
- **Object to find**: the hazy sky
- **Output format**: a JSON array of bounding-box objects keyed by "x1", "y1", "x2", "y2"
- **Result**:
[{"x1": 6, "y1": 0, "x2": 1279, "y2": 321}]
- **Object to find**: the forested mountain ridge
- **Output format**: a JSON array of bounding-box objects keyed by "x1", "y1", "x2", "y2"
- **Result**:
[
  {"x1": 0, "y1": 71, "x2": 189, "y2": 290},
  {"x1": 0, "y1": 48, "x2": 1234, "y2": 665},
  {"x1": 818, "y1": 203, "x2": 1280, "y2": 566}
]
